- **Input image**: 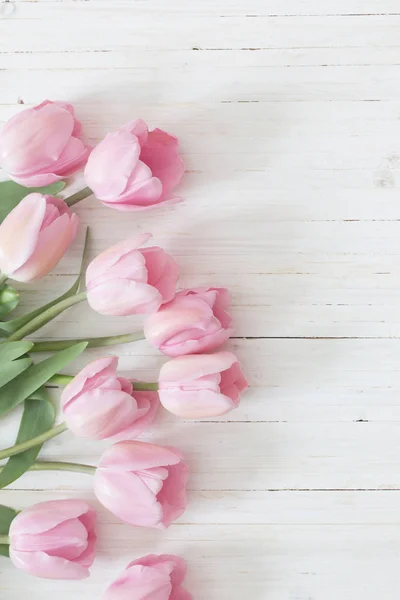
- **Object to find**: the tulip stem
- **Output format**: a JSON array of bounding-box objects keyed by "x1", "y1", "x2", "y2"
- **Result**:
[
  {"x1": 47, "y1": 374, "x2": 158, "y2": 391},
  {"x1": 64, "y1": 186, "x2": 93, "y2": 207},
  {"x1": 0, "y1": 535, "x2": 9, "y2": 545},
  {"x1": 31, "y1": 331, "x2": 146, "y2": 353},
  {"x1": 4, "y1": 291, "x2": 87, "y2": 343},
  {"x1": 0, "y1": 423, "x2": 68, "y2": 460},
  {"x1": 29, "y1": 461, "x2": 96, "y2": 475}
]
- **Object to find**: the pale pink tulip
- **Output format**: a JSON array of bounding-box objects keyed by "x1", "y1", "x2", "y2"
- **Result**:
[
  {"x1": 103, "y1": 554, "x2": 192, "y2": 600},
  {"x1": 61, "y1": 356, "x2": 159, "y2": 440},
  {"x1": 0, "y1": 193, "x2": 78, "y2": 282},
  {"x1": 0, "y1": 100, "x2": 90, "y2": 186},
  {"x1": 158, "y1": 351, "x2": 248, "y2": 418},
  {"x1": 86, "y1": 233, "x2": 179, "y2": 315},
  {"x1": 144, "y1": 287, "x2": 233, "y2": 357},
  {"x1": 94, "y1": 441, "x2": 188, "y2": 529},
  {"x1": 84, "y1": 119, "x2": 184, "y2": 211},
  {"x1": 9, "y1": 500, "x2": 97, "y2": 580}
]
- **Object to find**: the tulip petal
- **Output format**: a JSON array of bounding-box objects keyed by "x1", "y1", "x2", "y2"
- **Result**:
[
  {"x1": 158, "y1": 462, "x2": 189, "y2": 527},
  {"x1": 84, "y1": 129, "x2": 141, "y2": 200},
  {"x1": 87, "y1": 279, "x2": 162, "y2": 315},
  {"x1": 103, "y1": 564, "x2": 172, "y2": 600},
  {"x1": 0, "y1": 193, "x2": 46, "y2": 275},
  {"x1": 9, "y1": 549, "x2": 90, "y2": 580},
  {"x1": 61, "y1": 356, "x2": 119, "y2": 409},
  {"x1": 109, "y1": 391, "x2": 160, "y2": 441},
  {"x1": 159, "y1": 351, "x2": 237, "y2": 384},
  {"x1": 11, "y1": 212, "x2": 78, "y2": 282},
  {"x1": 85, "y1": 234, "x2": 152, "y2": 284},
  {"x1": 140, "y1": 129, "x2": 185, "y2": 200},
  {"x1": 11, "y1": 518, "x2": 88, "y2": 559},
  {"x1": 142, "y1": 247, "x2": 179, "y2": 304},
  {"x1": 94, "y1": 470, "x2": 163, "y2": 527},
  {"x1": 51, "y1": 136, "x2": 91, "y2": 176},
  {"x1": 9, "y1": 500, "x2": 93, "y2": 536},
  {"x1": 98, "y1": 441, "x2": 183, "y2": 472},
  {"x1": 122, "y1": 119, "x2": 149, "y2": 146}
]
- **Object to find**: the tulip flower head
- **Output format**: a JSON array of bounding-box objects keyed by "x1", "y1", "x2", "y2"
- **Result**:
[
  {"x1": 94, "y1": 441, "x2": 188, "y2": 529},
  {"x1": 103, "y1": 554, "x2": 192, "y2": 600},
  {"x1": 0, "y1": 100, "x2": 90, "y2": 186},
  {"x1": 9, "y1": 500, "x2": 97, "y2": 580},
  {"x1": 86, "y1": 233, "x2": 179, "y2": 316},
  {"x1": 61, "y1": 356, "x2": 159, "y2": 440},
  {"x1": 144, "y1": 287, "x2": 233, "y2": 357},
  {"x1": 84, "y1": 119, "x2": 184, "y2": 211},
  {"x1": 158, "y1": 351, "x2": 248, "y2": 418},
  {"x1": 0, "y1": 193, "x2": 78, "y2": 282}
]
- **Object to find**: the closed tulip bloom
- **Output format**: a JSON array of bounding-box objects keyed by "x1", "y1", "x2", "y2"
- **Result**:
[
  {"x1": 84, "y1": 119, "x2": 184, "y2": 211},
  {"x1": 94, "y1": 441, "x2": 188, "y2": 529},
  {"x1": 61, "y1": 357, "x2": 159, "y2": 440},
  {"x1": 0, "y1": 100, "x2": 90, "y2": 186},
  {"x1": 144, "y1": 287, "x2": 233, "y2": 357},
  {"x1": 9, "y1": 500, "x2": 97, "y2": 580},
  {"x1": 0, "y1": 193, "x2": 78, "y2": 282},
  {"x1": 103, "y1": 554, "x2": 192, "y2": 600},
  {"x1": 86, "y1": 233, "x2": 179, "y2": 316},
  {"x1": 158, "y1": 351, "x2": 248, "y2": 418}
]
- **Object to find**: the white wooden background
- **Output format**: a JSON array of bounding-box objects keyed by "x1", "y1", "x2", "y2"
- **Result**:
[{"x1": 1, "y1": 1, "x2": 400, "y2": 598}]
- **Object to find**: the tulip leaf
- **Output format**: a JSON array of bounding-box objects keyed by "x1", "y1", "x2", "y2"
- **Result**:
[
  {"x1": 0, "y1": 388, "x2": 55, "y2": 489},
  {"x1": 0, "y1": 285, "x2": 19, "y2": 319},
  {"x1": 0, "y1": 227, "x2": 89, "y2": 337},
  {"x1": 0, "y1": 341, "x2": 33, "y2": 363},
  {"x1": 0, "y1": 504, "x2": 18, "y2": 558},
  {"x1": 0, "y1": 342, "x2": 33, "y2": 387},
  {"x1": 0, "y1": 358, "x2": 32, "y2": 388},
  {"x1": 0, "y1": 180, "x2": 66, "y2": 224},
  {"x1": 0, "y1": 342, "x2": 87, "y2": 418}
]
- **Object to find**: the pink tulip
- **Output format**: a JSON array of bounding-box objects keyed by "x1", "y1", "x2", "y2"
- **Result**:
[
  {"x1": 9, "y1": 500, "x2": 97, "y2": 580},
  {"x1": 0, "y1": 100, "x2": 90, "y2": 186},
  {"x1": 86, "y1": 233, "x2": 179, "y2": 315},
  {"x1": 158, "y1": 351, "x2": 248, "y2": 418},
  {"x1": 144, "y1": 287, "x2": 233, "y2": 357},
  {"x1": 0, "y1": 193, "x2": 78, "y2": 282},
  {"x1": 84, "y1": 119, "x2": 184, "y2": 211},
  {"x1": 94, "y1": 441, "x2": 188, "y2": 529},
  {"x1": 103, "y1": 554, "x2": 192, "y2": 600},
  {"x1": 61, "y1": 356, "x2": 159, "y2": 440}
]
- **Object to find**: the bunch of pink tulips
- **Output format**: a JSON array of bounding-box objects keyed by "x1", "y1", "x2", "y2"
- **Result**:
[{"x1": 0, "y1": 101, "x2": 248, "y2": 598}]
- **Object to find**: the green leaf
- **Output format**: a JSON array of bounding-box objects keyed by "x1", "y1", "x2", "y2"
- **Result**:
[
  {"x1": 0, "y1": 504, "x2": 17, "y2": 558},
  {"x1": 0, "y1": 358, "x2": 32, "y2": 388},
  {"x1": 0, "y1": 227, "x2": 89, "y2": 337},
  {"x1": 0, "y1": 180, "x2": 66, "y2": 224},
  {"x1": 0, "y1": 388, "x2": 55, "y2": 489},
  {"x1": 0, "y1": 285, "x2": 19, "y2": 319},
  {"x1": 0, "y1": 342, "x2": 87, "y2": 418},
  {"x1": 0, "y1": 342, "x2": 33, "y2": 387}
]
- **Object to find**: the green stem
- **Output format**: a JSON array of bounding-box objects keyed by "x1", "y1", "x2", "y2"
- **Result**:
[
  {"x1": 132, "y1": 382, "x2": 158, "y2": 391},
  {"x1": 64, "y1": 187, "x2": 93, "y2": 207},
  {"x1": 0, "y1": 535, "x2": 9, "y2": 545},
  {"x1": 31, "y1": 331, "x2": 145, "y2": 353},
  {"x1": 47, "y1": 374, "x2": 158, "y2": 391},
  {"x1": 4, "y1": 291, "x2": 87, "y2": 343},
  {"x1": 0, "y1": 423, "x2": 67, "y2": 460},
  {"x1": 29, "y1": 461, "x2": 96, "y2": 475}
]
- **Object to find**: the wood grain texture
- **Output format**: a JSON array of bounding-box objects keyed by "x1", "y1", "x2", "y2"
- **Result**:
[{"x1": 1, "y1": 1, "x2": 400, "y2": 598}]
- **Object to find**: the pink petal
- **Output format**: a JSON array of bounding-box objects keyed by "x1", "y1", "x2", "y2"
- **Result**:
[
  {"x1": 0, "y1": 103, "x2": 74, "y2": 175},
  {"x1": 159, "y1": 388, "x2": 236, "y2": 418},
  {"x1": 61, "y1": 356, "x2": 119, "y2": 409},
  {"x1": 51, "y1": 136, "x2": 90, "y2": 177},
  {"x1": 12, "y1": 518, "x2": 88, "y2": 559},
  {"x1": 109, "y1": 391, "x2": 160, "y2": 441},
  {"x1": 140, "y1": 129, "x2": 184, "y2": 200},
  {"x1": 94, "y1": 470, "x2": 163, "y2": 528},
  {"x1": 84, "y1": 129, "x2": 141, "y2": 200},
  {"x1": 98, "y1": 441, "x2": 183, "y2": 471},
  {"x1": 11, "y1": 212, "x2": 78, "y2": 282},
  {"x1": 9, "y1": 549, "x2": 90, "y2": 580},
  {"x1": 9, "y1": 171, "x2": 65, "y2": 187},
  {"x1": 142, "y1": 247, "x2": 179, "y2": 304},
  {"x1": 103, "y1": 564, "x2": 172, "y2": 600},
  {"x1": 85, "y1": 234, "x2": 152, "y2": 285},
  {"x1": 122, "y1": 119, "x2": 149, "y2": 146},
  {"x1": 0, "y1": 193, "x2": 46, "y2": 275},
  {"x1": 159, "y1": 352, "x2": 238, "y2": 384},
  {"x1": 9, "y1": 500, "x2": 93, "y2": 536},
  {"x1": 87, "y1": 279, "x2": 162, "y2": 315},
  {"x1": 158, "y1": 462, "x2": 189, "y2": 527}
]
